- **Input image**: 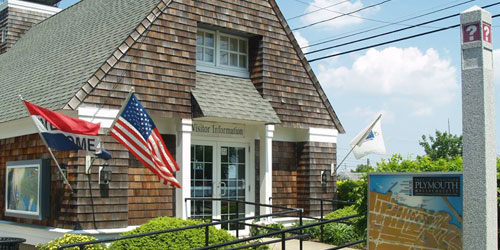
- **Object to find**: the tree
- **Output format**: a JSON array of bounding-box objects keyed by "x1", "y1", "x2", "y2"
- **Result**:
[
  {"x1": 419, "y1": 130, "x2": 462, "y2": 160},
  {"x1": 351, "y1": 164, "x2": 374, "y2": 173}
]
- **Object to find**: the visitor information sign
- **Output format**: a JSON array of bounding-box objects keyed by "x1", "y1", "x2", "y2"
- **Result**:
[{"x1": 368, "y1": 173, "x2": 462, "y2": 249}]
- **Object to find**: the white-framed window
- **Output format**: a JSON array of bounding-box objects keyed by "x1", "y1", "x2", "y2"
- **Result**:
[
  {"x1": 197, "y1": 30, "x2": 215, "y2": 64},
  {"x1": 1, "y1": 27, "x2": 6, "y2": 44},
  {"x1": 196, "y1": 28, "x2": 249, "y2": 78}
]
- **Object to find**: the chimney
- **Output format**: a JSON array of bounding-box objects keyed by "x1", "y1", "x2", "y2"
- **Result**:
[{"x1": 0, "y1": 0, "x2": 61, "y2": 55}]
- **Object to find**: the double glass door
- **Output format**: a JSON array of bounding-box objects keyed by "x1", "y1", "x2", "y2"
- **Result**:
[{"x1": 191, "y1": 143, "x2": 247, "y2": 230}]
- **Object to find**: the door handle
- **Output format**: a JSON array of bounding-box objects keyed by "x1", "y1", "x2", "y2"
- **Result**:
[{"x1": 220, "y1": 181, "x2": 227, "y2": 197}]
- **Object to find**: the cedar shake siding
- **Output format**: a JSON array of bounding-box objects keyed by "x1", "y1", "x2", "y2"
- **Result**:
[
  {"x1": 272, "y1": 141, "x2": 298, "y2": 210},
  {"x1": 298, "y1": 141, "x2": 336, "y2": 217},
  {"x1": 0, "y1": 6, "x2": 54, "y2": 55},
  {"x1": 127, "y1": 134, "x2": 176, "y2": 225},
  {"x1": 0, "y1": 8, "x2": 7, "y2": 54},
  {"x1": 0, "y1": 134, "x2": 76, "y2": 229},
  {"x1": 77, "y1": 0, "x2": 342, "y2": 131}
]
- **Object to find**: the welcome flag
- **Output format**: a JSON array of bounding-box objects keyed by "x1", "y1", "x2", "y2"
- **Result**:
[
  {"x1": 23, "y1": 101, "x2": 111, "y2": 160},
  {"x1": 109, "y1": 93, "x2": 181, "y2": 188},
  {"x1": 350, "y1": 114, "x2": 386, "y2": 159}
]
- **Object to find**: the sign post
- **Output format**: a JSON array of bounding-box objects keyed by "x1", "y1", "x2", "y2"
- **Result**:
[{"x1": 460, "y1": 6, "x2": 497, "y2": 250}]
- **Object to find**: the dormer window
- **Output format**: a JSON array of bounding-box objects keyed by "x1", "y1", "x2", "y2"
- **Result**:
[
  {"x1": 196, "y1": 28, "x2": 249, "y2": 78},
  {"x1": 219, "y1": 34, "x2": 247, "y2": 68},
  {"x1": 196, "y1": 30, "x2": 214, "y2": 63}
]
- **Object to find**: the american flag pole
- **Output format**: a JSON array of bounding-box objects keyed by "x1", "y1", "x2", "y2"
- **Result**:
[
  {"x1": 109, "y1": 87, "x2": 135, "y2": 134},
  {"x1": 109, "y1": 89, "x2": 181, "y2": 188}
]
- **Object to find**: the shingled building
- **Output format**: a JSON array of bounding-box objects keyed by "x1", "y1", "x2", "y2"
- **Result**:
[{"x1": 0, "y1": 0, "x2": 344, "y2": 245}]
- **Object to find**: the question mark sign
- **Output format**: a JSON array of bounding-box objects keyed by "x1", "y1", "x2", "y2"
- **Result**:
[
  {"x1": 483, "y1": 24, "x2": 491, "y2": 43},
  {"x1": 466, "y1": 25, "x2": 477, "y2": 42}
]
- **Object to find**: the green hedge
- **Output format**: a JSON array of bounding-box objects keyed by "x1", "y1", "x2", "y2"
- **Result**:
[
  {"x1": 250, "y1": 222, "x2": 285, "y2": 238},
  {"x1": 36, "y1": 234, "x2": 106, "y2": 250},
  {"x1": 302, "y1": 206, "x2": 360, "y2": 246},
  {"x1": 108, "y1": 217, "x2": 237, "y2": 250},
  {"x1": 337, "y1": 180, "x2": 360, "y2": 203}
]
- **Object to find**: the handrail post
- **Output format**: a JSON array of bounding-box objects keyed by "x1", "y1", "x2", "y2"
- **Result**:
[
  {"x1": 236, "y1": 200, "x2": 240, "y2": 238},
  {"x1": 320, "y1": 199, "x2": 324, "y2": 242},
  {"x1": 185, "y1": 198, "x2": 188, "y2": 219},
  {"x1": 205, "y1": 224, "x2": 209, "y2": 246},
  {"x1": 268, "y1": 197, "x2": 272, "y2": 222},
  {"x1": 281, "y1": 232, "x2": 286, "y2": 250},
  {"x1": 299, "y1": 209, "x2": 303, "y2": 250}
]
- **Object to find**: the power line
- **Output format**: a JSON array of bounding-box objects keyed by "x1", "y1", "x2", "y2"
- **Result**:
[
  {"x1": 307, "y1": 12, "x2": 500, "y2": 62},
  {"x1": 302, "y1": 0, "x2": 476, "y2": 49},
  {"x1": 308, "y1": 23, "x2": 459, "y2": 62},
  {"x1": 292, "y1": 0, "x2": 393, "y2": 31},
  {"x1": 305, "y1": 12, "x2": 461, "y2": 55},
  {"x1": 287, "y1": 0, "x2": 351, "y2": 21},
  {"x1": 290, "y1": 0, "x2": 452, "y2": 31}
]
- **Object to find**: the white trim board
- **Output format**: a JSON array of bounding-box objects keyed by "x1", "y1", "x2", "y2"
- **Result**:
[
  {"x1": 78, "y1": 106, "x2": 119, "y2": 128},
  {"x1": 308, "y1": 127, "x2": 338, "y2": 143},
  {"x1": 4, "y1": 0, "x2": 61, "y2": 14},
  {"x1": 273, "y1": 126, "x2": 338, "y2": 143}
]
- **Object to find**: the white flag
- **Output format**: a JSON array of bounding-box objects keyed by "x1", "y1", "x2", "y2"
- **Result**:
[{"x1": 350, "y1": 114, "x2": 386, "y2": 159}]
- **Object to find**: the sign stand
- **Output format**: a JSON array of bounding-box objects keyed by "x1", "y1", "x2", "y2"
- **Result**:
[{"x1": 460, "y1": 6, "x2": 497, "y2": 250}]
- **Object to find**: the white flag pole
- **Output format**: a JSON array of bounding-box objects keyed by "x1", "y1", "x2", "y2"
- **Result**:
[
  {"x1": 19, "y1": 95, "x2": 74, "y2": 193},
  {"x1": 108, "y1": 87, "x2": 135, "y2": 132},
  {"x1": 334, "y1": 113, "x2": 382, "y2": 173}
]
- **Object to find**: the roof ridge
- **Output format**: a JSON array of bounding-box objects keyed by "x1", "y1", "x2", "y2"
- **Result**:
[
  {"x1": 31, "y1": 0, "x2": 85, "y2": 28},
  {"x1": 64, "y1": 0, "x2": 167, "y2": 110},
  {"x1": 0, "y1": 0, "x2": 165, "y2": 123}
]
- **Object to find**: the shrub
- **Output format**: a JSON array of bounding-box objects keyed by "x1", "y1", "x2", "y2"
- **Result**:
[
  {"x1": 325, "y1": 205, "x2": 358, "y2": 221},
  {"x1": 302, "y1": 206, "x2": 360, "y2": 246},
  {"x1": 36, "y1": 234, "x2": 106, "y2": 250},
  {"x1": 108, "y1": 217, "x2": 237, "y2": 250},
  {"x1": 337, "y1": 180, "x2": 361, "y2": 203}
]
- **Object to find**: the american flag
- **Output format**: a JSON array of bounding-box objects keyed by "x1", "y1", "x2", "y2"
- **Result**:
[{"x1": 110, "y1": 93, "x2": 181, "y2": 188}]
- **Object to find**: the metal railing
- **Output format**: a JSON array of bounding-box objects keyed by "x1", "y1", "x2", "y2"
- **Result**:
[
  {"x1": 270, "y1": 196, "x2": 354, "y2": 242},
  {"x1": 185, "y1": 197, "x2": 304, "y2": 240},
  {"x1": 56, "y1": 198, "x2": 364, "y2": 250},
  {"x1": 191, "y1": 214, "x2": 362, "y2": 250},
  {"x1": 57, "y1": 198, "x2": 304, "y2": 250}
]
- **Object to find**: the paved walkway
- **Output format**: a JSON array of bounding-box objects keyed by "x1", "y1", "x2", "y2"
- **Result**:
[{"x1": 261, "y1": 238, "x2": 358, "y2": 250}]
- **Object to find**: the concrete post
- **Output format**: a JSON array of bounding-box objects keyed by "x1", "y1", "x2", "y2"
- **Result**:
[
  {"x1": 460, "y1": 6, "x2": 497, "y2": 250},
  {"x1": 176, "y1": 118, "x2": 192, "y2": 219}
]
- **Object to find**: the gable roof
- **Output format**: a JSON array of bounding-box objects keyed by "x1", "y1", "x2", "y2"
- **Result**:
[
  {"x1": 192, "y1": 72, "x2": 281, "y2": 124},
  {"x1": 0, "y1": 0, "x2": 161, "y2": 123},
  {"x1": 0, "y1": 0, "x2": 345, "y2": 134}
]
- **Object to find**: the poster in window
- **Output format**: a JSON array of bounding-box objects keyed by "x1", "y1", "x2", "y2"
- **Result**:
[{"x1": 5, "y1": 159, "x2": 50, "y2": 220}]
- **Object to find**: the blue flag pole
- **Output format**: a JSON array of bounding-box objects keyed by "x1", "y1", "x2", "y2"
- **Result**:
[{"x1": 19, "y1": 95, "x2": 74, "y2": 193}]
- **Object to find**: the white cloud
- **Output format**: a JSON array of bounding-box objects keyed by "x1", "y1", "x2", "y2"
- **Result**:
[
  {"x1": 300, "y1": 0, "x2": 375, "y2": 29},
  {"x1": 352, "y1": 107, "x2": 395, "y2": 124},
  {"x1": 293, "y1": 31, "x2": 310, "y2": 53},
  {"x1": 318, "y1": 47, "x2": 458, "y2": 116}
]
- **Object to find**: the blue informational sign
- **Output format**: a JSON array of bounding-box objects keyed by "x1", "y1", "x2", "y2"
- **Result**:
[{"x1": 368, "y1": 172, "x2": 463, "y2": 250}]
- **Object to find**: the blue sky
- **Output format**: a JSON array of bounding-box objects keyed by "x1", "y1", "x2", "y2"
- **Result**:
[{"x1": 58, "y1": 0, "x2": 500, "y2": 171}]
